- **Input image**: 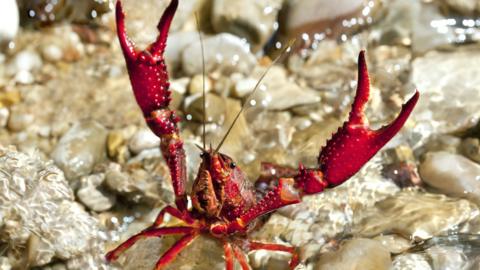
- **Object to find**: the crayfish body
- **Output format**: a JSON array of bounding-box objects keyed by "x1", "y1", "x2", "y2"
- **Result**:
[{"x1": 106, "y1": 0, "x2": 420, "y2": 269}]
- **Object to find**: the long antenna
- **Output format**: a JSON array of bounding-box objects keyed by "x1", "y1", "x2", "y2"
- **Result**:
[
  {"x1": 214, "y1": 39, "x2": 296, "y2": 154},
  {"x1": 195, "y1": 14, "x2": 207, "y2": 150}
]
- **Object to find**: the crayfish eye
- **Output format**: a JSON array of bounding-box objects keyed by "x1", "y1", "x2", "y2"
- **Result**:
[
  {"x1": 200, "y1": 152, "x2": 206, "y2": 158},
  {"x1": 229, "y1": 162, "x2": 236, "y2": 169}
]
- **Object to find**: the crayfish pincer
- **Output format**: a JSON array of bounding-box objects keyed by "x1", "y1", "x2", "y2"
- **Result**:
[{"x1": 106, "y1": 0, "x2": 419, "y2": 269}]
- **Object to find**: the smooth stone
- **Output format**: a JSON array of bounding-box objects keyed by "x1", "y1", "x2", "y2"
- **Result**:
[
  {"x1": 419, "y1": 151, "x2": 480, "y2": 204},
  {"x1": 234, "y1": 77, "x2": 258, "y2": 98},
  {"x1": 355, "y1": 189, "x2": 478, "y2": 239},
  {"x1": 107, "y1": 130, "x2": 128, "y2": 163},
  {"x1": 0, "y1": 257, "x2": 11, "y2": 270},
  {"x1": 76, "y1": 174, "x2": 116, "y2": 212},
  {"x1": 315, "y1": 238, "x2": 392, "y2": 270},
  {"x1": 412, "y1": 49, "x2": 480, "y2": 135},
  {"x1": 128, "y1": 128, "x2": 160, "y2": 154},
  {"x1": 8, "y1": 50, "x2": 42, "y2": 74},
  {"x1": 0, "y1": 108, "x2": 9, "y2": 127},
  {"x1": 117, "y1": 234, "x2": 224, "y2": 270},
  {"x1": 373, "y1": 235, "x2": 412, "y2": 254},
  {"x1": 440, "y1": 0, "x2": 480, "y2": 15},
  {"x1": 165, "y1": 31, "x2": 198, "y2": 73},
  {"x1": 104, "y1": 163, "x2": 162, "y2": 205},
  {"x1": 182, "y1": 33, "x2": 257, "y2": 76},
  {"x1": 184, "y1": 93, "x2": 226, "y2": 124},
  {"x1": 0, "y1": 0, "x2": 19, "y2": 45},
  {"x1": 14, "y1": 70, "x2": 34, "y2": 84},
  {"x1": 51, "y1": 121, "x2": 108, "y2": 180},
  {"x1": 460, "y1": 137, "x2": 480, "y2": 163},
  {"x1": 211, "y1": 0, "x2": 282, "y2": 49},
  {"x1": 251, "y1": 66, "x2": 321, "y2": 111},
  {"x1": 7, "y1": 109, "x2": 33, "y2": 132},
  {"x1": 282, "y1": 0, "x2": 381, "y2": 41},
  {"x1": 392, "y1": 254, "x2": 432, "y2": 270},
  {"x1": 188, "y1": 74, "x2": 213, "y2": 95},
  {"x1": 41, "y1": 44, "x2": 64, "y2": 63},
  {"x1": 427, "y1": 246, "x2": 469, "y2": 270}
]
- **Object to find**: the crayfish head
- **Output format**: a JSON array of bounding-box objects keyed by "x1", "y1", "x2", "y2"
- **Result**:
[{"x1": 191, "y1": 149, "x2": 256, "y2": 220}]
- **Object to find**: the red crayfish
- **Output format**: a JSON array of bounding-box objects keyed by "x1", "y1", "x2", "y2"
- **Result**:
[{"x1": 106, "y1": 0, "x2": 420, "y2": 269}]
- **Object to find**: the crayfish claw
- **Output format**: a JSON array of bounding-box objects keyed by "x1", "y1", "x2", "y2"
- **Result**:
[
  {"x1": 115, "y1": 1, "x2": 137, "y2": 60},
  {"x1": 349, "y1": 50, "x2": 370, "y2": 125},
  {"x1": 318, "y1": 51, "x2": 419, "y2": 187},
  {"x1": 149, "y1": 0, "x2": 179, "y2": 59}
]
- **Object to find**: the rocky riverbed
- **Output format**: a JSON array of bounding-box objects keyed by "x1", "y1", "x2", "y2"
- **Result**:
[{"x1": 1, "y1": 0, "x2": 480, "y2": 269}]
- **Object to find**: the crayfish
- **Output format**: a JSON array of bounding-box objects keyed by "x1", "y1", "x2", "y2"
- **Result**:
[{"x1": 106, "y1": 0, "x2": 420, "y2": 269}]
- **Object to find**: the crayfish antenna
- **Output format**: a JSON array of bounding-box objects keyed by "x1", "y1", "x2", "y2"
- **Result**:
[
  {"x1": 149, "y1": 0, "x2": 179, "y2": 59},
  {"x1": 115, "y1": 1, "x2": 137, "y2": 60},
  {"x1": 318, "y1": 51, "x2": 419, "y2": 187}
]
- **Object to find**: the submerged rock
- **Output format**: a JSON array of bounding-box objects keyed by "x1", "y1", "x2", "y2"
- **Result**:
[
  {"x1": 412, "y1": 49, "x2": 480, "y2": 136},
  {"x1": 211, "y1": 0, "x2": 282, "y2": 49},
  {"x1": 181, "y1": 33, "x2": 257, "y2": 76},
  {"x1": 128, "y1": 128, "x2": 160, "y2": 155},
  {"x1": 355, "y1": 189, "x2": 478, "y2": 239},
  {"x1": 113, "y1": 234, "x2": 224, "y2": 270},
  {"x1": 77, "y1": 173, "x2": 116, "y2": 212},
  {"x1": 281, "y1": 0, "x2": 382, "y2": 42},
  {"x1": 393, "y1": 253, "x2": 432, "y2": 270},
  {"x1": 419, "y1": 151, "x2": 480, "y2": 204},
  {"x1": 315, "y1": 238, "x2": 392, "y2": 270},
  {"x1": 0, "y1": 0, "x2": 19, "y2": 46},
  {"x1": 0, "y1": 146, "x2": 102, "y2": 267},
  {"x1": 460, "y1": 137, "x2": 480, "y2": 163},
  {"x1": 51, "y1": 121, "x2": 108, "y2": 180},
  {"x1": 440, "y1": 0, "x2": 480, "y2": 15}
]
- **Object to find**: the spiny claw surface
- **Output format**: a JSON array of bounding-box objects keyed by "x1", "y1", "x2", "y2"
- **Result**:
[
  {"x1": 318, "y1": 51, "x2": 419, "y2": 187},
  {"x1": 115, "y1": 0, "x2": 178, "y2": 118}
]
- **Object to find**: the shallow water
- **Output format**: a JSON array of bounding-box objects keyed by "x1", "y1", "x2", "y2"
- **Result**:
[{"x1": 1, "y1": 0, "x2": 480, "y2": 269}]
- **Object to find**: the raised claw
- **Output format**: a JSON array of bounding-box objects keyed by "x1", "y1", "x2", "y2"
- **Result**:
[
  {"x1": 318, "y1": 51, "x2": 419, "y2": 187},
  {"x1": 115, "y1": 1, "x2": 137, "y2": 60},
  {"x1": 115, "y1": 0, "x2": 187, "y2": 211},
  {"x1": 115, "y1": 0, "x2": 178, "y2": 117}
]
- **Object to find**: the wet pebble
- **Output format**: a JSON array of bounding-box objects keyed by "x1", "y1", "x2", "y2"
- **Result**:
[
  {"x1": 440, "y1": 0, "x2": 480, "y2": 15},
  {"x1": 41, "y1": 44, "x2": 64, "y2": 63},
  {"x1": 76, "y1": 174, "x2": 116, "y2": 212},
  {"x1": 315, "y1": 238, "x2": 392, "y2": 270},
  {"x1": 412, "y1": 49, "x2": 480, "y2": 135},
  {"x1": 128, "y1": 128, "x2": 160, "y2": 155},
  {"x1": 51, "y1": 121, "x2": 108, "y2": 180},
  {"x1": 182, "y1": 33, "x2": 257, "y2": 76},
  {"x1": 117, "y1": 234, "x2": 224, "y2": 270},
  {"x1": 0, "y1": 257, "x2": 11, "y2": 270},
  {"x1": 211, "y1": 0, "x2": 282, "y2": 49},
  {"x1": 392, "y1": 253, "x2": 432, "y2": 270},
  {"x1": 355, "y1": 189, "x2": 478, "y2": 239},
  {"x1": 252, "y1": 66, "x2": 321, "y2": 111},
  {"x1": 460, "y1": 137, "x2": 480, "y2": 163},
  {"x1": 282, "y1": 0, "x2": 381, "y2": 41},
  {"x1": 104, "y1": 163, "x2": 162, "y2": 205},
  {"x1": 0, "y1": 108, "x2": 8, "y2": 127},
  {"x1": 427, "y1": 245, "x2": 470, "y2": 270},
  {"x1": 188, "y1": 74, "x2": 213, "y2": 95},
  {"x1": 8, "y1": 50, "x2": 43, "y2": 74},
  {"x1": 7, "y1": 109, "x2": 33, "y2": 132},
  {"x1": 0, "y1": 0, "x2": 19, "y2": 45},
  {"x1": 185, "y1": 93, "x2": 226, "y2": 124},
  {"x1": 419, "y1": 151, "x2": 480, "y2": 204},
  {"x1": 165, "y1": 32, "x2": 198, "y2": 72}
]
